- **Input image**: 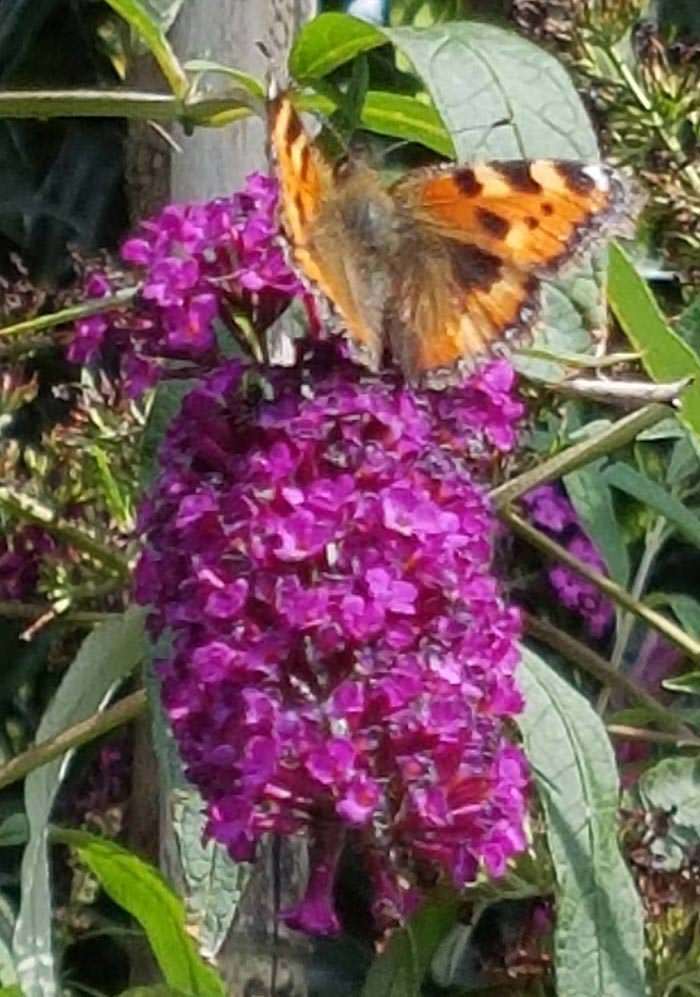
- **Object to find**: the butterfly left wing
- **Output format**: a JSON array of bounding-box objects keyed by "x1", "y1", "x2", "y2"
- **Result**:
[
  {"x1": 269, "y1": 93, "x2": 385, "y2": 369},
  {"x1": 386, "y1": 160, "x2": 635, "y2": 382}
]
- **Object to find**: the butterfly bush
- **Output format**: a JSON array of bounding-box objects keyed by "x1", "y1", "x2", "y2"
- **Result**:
[
  {"x1": 69, "y1": 174, "x2": 305, "y2": 396},
  {"x1": 116, "y1": 173, "x2": 530, "y2": 934},
  {"x1": 522, "y1": 484, "x2": 614, "y2": 637}
]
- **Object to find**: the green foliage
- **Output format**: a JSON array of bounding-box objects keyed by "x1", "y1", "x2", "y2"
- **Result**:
[
  {"x1": 518, "y1": 646, "x2": 646, "y2": 997},
  {"x1": 603, "y1": 463, "x2": 700, "y2": 548},
  {"x1": 386, "y1": 21, "x2": 597, "y2": 161},
  {"x1": 53, "y1": 829, "x2": 225, "y2": 996},
  {"x1": 290, "y1": 12, "x2": 387, "y2": 81},
  {"x1": 2, "y1": 5, "x2": 700, "y2": 996},
  {"x1": 361, "y1": 893, "x2": 460, "y2": 996},
  {"x1": 13, "y1": 608, "x2": 147, "y2": 997},
  {"x1": 104, "y1": 0, "x2": 188, "y2": 96},
  {"x1": 608, "y1": 243, "x2": 700, "y2": 438},
  {"x1": 564, "y1": 464, "x2": 630, "y2": 586}
]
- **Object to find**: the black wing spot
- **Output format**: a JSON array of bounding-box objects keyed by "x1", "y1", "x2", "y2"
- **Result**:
[
  {"x1": 555, "y1": 163, "x2": 596, "y2": 194},
  {"x1": 542, "y1": 203, "x2": 554, "y2": 216},
  {"x1": 477, "y1": 208, "x2": 510, "y2": 240},
  {"x1": 525, "y1": 216, "x2": 539, "y2": 230},
  {"x1": 495, "y1": 162, "x2": 542, "y2": 194},
  {"x1": 450, "y1": 245, "x2": 502, "y2": 291},
  {"x1": 455, "y1": 168, "x2": 483, "y2": 196}
]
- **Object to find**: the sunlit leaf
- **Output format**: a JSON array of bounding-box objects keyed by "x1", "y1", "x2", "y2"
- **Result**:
[
  {"x1": 290, "y1": 12, "x2": 386, "y2": 81},
  {"x1": 54, "y1": 830, "x2": 225, "y2": 997},
  {"x1": 518, "y1": 645, "x2": 646, "y2": 997},
  {"x1": 608, "y1": 242, "x2": 700, "y2": 438},
  {"x1": 13, "y1": 609, "x2": 147, "y2": 997},
  {"x1": 603, "y1": 462, "x2": 700, "y2": 548},
  {"x1": 361, "y1": 90, "x2": 452, "y2": 155},
  {"x1": 104, "y1": 0, "x2": 188, "y2": 96},
  {"x1": 385, "y1": 21, "x2": 598, "y2": 161}
]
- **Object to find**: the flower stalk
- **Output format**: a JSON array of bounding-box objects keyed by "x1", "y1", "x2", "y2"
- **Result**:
[
  {"x1": 489, "y1": 403, "x2": 670, "y2": 509},
  {"x1": 0, "y1": 288, "x2": 139, "y2": 339},
  {"x1": 0, "y1": 690, "x2": 147, "y2": 792},
  {"x1": 510, "y1": 509, "x2": 700, "y2": 661}
]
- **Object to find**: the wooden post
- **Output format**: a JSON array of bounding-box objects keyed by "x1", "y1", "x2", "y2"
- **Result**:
[{"x1": 126, "y1": 2, "x2": 318, "y2": 993}]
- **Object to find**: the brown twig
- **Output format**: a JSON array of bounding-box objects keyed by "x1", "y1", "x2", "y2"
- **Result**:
[
  {"x1": 0, "y1": 690, "x2": 148, "y2": 791},
  {"x1": 523, "y1": 612, "x2": 700, "y2": 743}
]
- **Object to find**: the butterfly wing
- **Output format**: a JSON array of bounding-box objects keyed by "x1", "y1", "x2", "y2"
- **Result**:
[
  {"x1": 386, "y1": 238, "x2": 539, "y2": 384},
  {"x1": 385, "y1": 160, "x2": 634, "y2": 381},
  {"x1": 393, "y1": 161, "x2": 632, "y2": 270},
  {"x1": 269, "y1": 94, "x2": 384, "y2": 368}
]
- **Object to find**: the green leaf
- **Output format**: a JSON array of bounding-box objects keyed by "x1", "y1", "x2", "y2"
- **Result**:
[
  {"x1": 385, "y1": 22, "x2": 598, "y2": 161},
  {"x1": 361, "y1": 894, "x2": 460, "y2": 997},
  {"x1": 636, "y1": 758, "x2": 700, "y2": 872},
  {"x1": 608, "y1": 242, "x2": 700, "y2": 438},
  {"x1": 603, "y1": 462, "x2": 700, "y2": 548},
  {"x1": 104, "y1": 0, "x2": 188, "y2": 96},
  {"x1": 290, "y1": 13, "x2": 386, "y2": 82},
  {"x1": 90, "y1": 444, "x2": 131, "y2": 527},
  {"x1": 0, "y1": 814, "x2": 28, "y2": 849},
  {"x1": 139, "y1": 0, "x2": 185, "y2": 34},
  {"x1": 183, "y1": 60, "x2": 265, "y2": 98},
  {"x1": 13, "y1": 608, "x2": 147, "y2": 997},
  {"x1": 638, "y1": 757, "x2": 700, "y2": 827},
  {"x1": 564, "y1": 463, "x2": 630, "y2": 586},
  {"x1": 360, "y1": 90, "x2": 452, "y2": 156},
  {"x1": 663, "y1": 671, "x2": 700, "y2": 694},
  {"x1": 54, "y1": 830, "x2": 225, "y2": 997},
  {"x1": 118, "y1": 987, "x2": 190, "y2": 997},
  {"x1": 667, "y1": 593, "x2": 700, "y2": 638},
  {"x1": 0, "y1": 987, "x2": 22, "y2": 997},
  {"x1": 171, "y1": 788, "x2": 250, "y2": 961},
  {"x1": 518, "y1": 645, "x2": 645, "y2": 997},
  {"x1": 676, "y1": 296, "x2": 700, "y2": 354},
  {"x1": 144, "y1": 637, "x2": 250, "y2": 962}
]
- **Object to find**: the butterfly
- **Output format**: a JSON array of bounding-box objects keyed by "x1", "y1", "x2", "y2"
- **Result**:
[{"x1": 269, "y1": 92, "x2": 635, "y2": 386}]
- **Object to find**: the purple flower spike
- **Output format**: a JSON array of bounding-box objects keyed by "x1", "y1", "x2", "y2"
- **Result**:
[{"x1": 135, "y1": 345, "x2": 529, "y2": 934}]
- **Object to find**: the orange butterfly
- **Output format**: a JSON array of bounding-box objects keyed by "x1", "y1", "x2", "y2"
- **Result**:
[{"x1": 269, "y1": 93, "x2": 634, "y2": 385}]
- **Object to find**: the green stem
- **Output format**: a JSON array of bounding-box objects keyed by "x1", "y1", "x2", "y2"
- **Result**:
[
  {"x1": 489, "y1": 403, "x2": 669, "y2": 509},
  {"x1": 508, "y1": 509, "x2": 700, "y2": 662},
  {"x1": 607, "y1": 724, "x2": 700, "y2": 748},
  {"x1": 524, "y1": 612, "x2": 699, "y2": 739},
  {"x1": 0, "y1": 601, "x2": 116, "y2": 625},
  {"x1": 0, "y1": 89, "x2": 253, "y2": 127},
  {"x1": 0, "y1": 690, "x2": 147, "y2": 791},
  {"x1": 515, "y1": 347, "x2": 640, "y2": 369},
  {"x1": 0, "y1": 490, "x2": 130, "y2": 580},
  {"x1": 598, "y1": 516, "x2": 668, "y2": 713},
  {"x1": 0, "y1": 288, "x2": 138, "y2": 339}
]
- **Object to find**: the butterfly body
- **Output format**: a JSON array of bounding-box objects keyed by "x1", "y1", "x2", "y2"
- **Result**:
[{"x1": 270, "y1": 94, "x2": 636, "y2": 384}]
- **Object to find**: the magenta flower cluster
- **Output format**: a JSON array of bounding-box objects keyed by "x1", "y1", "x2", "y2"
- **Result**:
[
  {"x1": 69, "y1": 174, "x2": 304, "y2": 396},
  {"x1": 0, "y1": 526, "x2": 55, "y2": 601},
  {"x1": 523, "y1": 484, "x2": 614, "y2": 637},
  {"x1": 135, "y1": 352, "x2": 528, "y2": 934}
]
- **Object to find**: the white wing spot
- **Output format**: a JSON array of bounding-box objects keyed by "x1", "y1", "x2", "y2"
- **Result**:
[{"x1": 582, "y1": 164, "x2": 609, "y2": 191}]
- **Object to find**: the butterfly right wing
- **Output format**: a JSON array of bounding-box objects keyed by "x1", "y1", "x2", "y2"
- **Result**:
[{"x1": 268, "y1": 94, "x2": 384, "y2": 368}]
